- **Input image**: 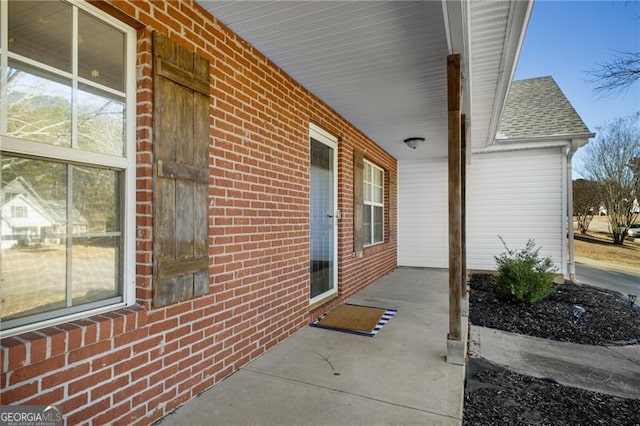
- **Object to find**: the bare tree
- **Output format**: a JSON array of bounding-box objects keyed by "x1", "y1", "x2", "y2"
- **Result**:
[
  {"x1": 579, "y1": 114, "x2": 640, "y2": 244},
  {"x1": 631, "y1": 156, "x2": 640, "y2": 194},
  {"x1": 589, "y1": 51, "x2": 640, "y2": 94},
  {"x1": 588, "y1": 3, "x2": 640, "y2": 95},
  {"x1": 573, "y1": 179, "x2": 602, "y2": 234}
]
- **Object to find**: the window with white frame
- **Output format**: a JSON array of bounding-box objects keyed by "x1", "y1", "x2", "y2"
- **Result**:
[
  {"x1": 10, "y1": 205, "x2": 27, "y2": 218},
  {"x1": 363, "y1": 160, "x2": 384, "y2": 246},
  {"x1": 0, "y1": 0, "x2": 136, "y2": 334}
]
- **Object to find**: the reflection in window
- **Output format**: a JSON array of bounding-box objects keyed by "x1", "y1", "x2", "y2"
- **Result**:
[
  {"x1": 72, "y1": 236, "x2": 120, "y2": 306},
  {"x1": 8, "y1": 0, "x2": 72, "y2": 72},
  {"x1": 78, "y1": 85, "x2": 125, "y2": 156},
  {"x1": 1, "y1": 158, "x2": 68, "y2": 320},
  {"x1": 6, "y1": 62, "x2": 72, "y2": 147},
  {"x1": 79, "y1": 10, "x2": 125, "y2": 92},
  {"x1": 73, "y1": 166, "x2": 120, "y2": 234},
  {"x1": 0, "y1": 156, "x2": 123, "y2": 323},
  {"x1": 0, "y1": 0, "x2": 133, "y2": 333}
]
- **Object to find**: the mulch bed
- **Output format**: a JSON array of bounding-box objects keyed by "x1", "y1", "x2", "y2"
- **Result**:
[
  {"x1": 464, "y1": 358, "x2": 640, "y2": 426},
  {"x1": 464, "y1": 274, "x2": 640, "y2": 425},
  {"x1": 468, "y1": 273, "x2": 640, "y2": 345}
]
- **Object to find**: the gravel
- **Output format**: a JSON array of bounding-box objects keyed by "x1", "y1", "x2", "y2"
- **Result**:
[
  {"x1": 468, "y1": 274, "x2": 640, "y2": 345},
  {"x1": 464, "y1": 274, "x2": 640, "y2": 426},
  {"x1": 464, "y1": 357, "x2": 640, "y2": 426}
]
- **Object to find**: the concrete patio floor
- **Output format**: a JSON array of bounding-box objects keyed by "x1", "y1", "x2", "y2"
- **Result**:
[{"x1": 160, "y1": 267, "x2": 467, "y2": 425}]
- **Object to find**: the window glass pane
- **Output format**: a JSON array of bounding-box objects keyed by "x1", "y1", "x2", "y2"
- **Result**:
[
  {"x1": 364, "y1": 181, "x2": 371, "y2": 202},
  {"x1": 73, "y1": 166, "x2": 120, "y2": 233},
  {"x1": 373, "y1": 168, "x2": 382, "y2": 186},
  {"x1": 364, "y1": 162, "x2": 371, "y2": 183},
  {"x1": 1, "y1": 157, "x2": 68, "y2": 321},
  {"x1": 374, "y1": 185, "x2": 383, "y2": 204},
  {"x1": 72, "y1": 166, "x2": 121, "y2": 304},
  {"x1": 8, "y1": 0, "x2": 72, "y2": 72},
  {"x1": 78, "y1": 84, "x2": 125, "y2": 156},
  {"x1": 373, "y1": 206, "x2": 383, "y2": 243},
  {"x1": 7, "y1": 60, "x2": 72, "y2": 146},
  {"x1": 72, "y1": 236, "x2": 120, "y2": 305},
  {"x1": 310, "y1": 138, "x2": 335, "y2": 299},
  {"x1": 78, "y1": 10, "x2": 125, "y2": 92},
  {"x1": 364, "y1": 205, "x2": 372, "y2": 245}
]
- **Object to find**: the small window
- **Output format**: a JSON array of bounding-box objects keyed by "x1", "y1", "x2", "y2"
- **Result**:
[
  {"x1": 10, "y1": 205, "x2": 27, "y2": 218},
  {"x1": 0, "y1": 0, "x2": 136, "y2": 335},
  {"x1": 363, "y1": 160, "x2": 384, "y2": 246}
]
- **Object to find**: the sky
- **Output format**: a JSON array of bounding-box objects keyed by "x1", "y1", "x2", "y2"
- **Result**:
[{"x1": 513, "y1": 0, "x2": 640, "y2": 177}]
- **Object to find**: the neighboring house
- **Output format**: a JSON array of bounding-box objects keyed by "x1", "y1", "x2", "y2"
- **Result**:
[
  {"x1": 1, "y1": 177, "x2": 88, "y2": 249},
  {"x1": 0, "y1": 1, "x2": 532, "y2": 424},
  {"x1": 598, "y1": 199, "x2": 640, "y2": 216},
  {"x1": 399, "y1": 76, "x2": 594, "y2": 279}
]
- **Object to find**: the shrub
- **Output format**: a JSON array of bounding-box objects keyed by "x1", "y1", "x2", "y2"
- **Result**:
[{"x1": 494, "y1": 236, "x2": 557, "y2": 304}]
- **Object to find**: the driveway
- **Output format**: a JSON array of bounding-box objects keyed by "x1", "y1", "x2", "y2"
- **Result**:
[{"x1": 575, "y1": 258, "x2": 640, "y2": 296}]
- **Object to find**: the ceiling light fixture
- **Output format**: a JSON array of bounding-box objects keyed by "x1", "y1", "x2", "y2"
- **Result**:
[{"x1": 403, "y1": 137, "x2": 425, "y2": 149}]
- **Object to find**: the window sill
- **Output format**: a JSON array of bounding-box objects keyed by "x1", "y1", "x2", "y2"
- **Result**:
[
  {"x1": 309, "y1": 293, "x2": 339, "y2": 313},
  {"x1": 363, "y1": 241, "x2": 384, "y2": 249},
  {"x1": 1, "y1": 305, "x2": 147, "y2": 372},
  {"x1": 363, "y1": 241, "x2": 388, "y2": 255}
]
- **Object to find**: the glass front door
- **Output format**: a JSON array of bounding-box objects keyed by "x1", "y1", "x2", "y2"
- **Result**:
[{"x1": 309, "y1": 126, "x2": 337, "y2": 303}]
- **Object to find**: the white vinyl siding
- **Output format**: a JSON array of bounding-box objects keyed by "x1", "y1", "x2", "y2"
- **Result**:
[
  {"x1": 467, "y1": 148, "x2": 564, "y2": 272},
  {"x1": 398, "y1": 148, "x2": 565, "y2": 273},
  {"x1": 398, "y1": 159, "x2": 449, "y2": 267}
]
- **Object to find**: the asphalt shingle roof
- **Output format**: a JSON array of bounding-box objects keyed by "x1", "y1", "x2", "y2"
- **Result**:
[{"x1": 496, "y1": 76, "x2": 592, "y2": 140}]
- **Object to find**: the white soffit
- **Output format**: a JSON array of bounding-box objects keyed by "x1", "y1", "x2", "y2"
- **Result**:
[
  {"x1": 469, "y1": 0, "x2": 533, "y2": 150},
  {"x1": 200, "y1": 1, "x2": 450, "y2": 160},
  {"x1": 199, "y1": 1, "x2": 532, "y2": 159}
]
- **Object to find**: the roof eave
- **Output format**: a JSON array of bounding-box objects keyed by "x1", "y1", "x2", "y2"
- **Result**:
[
  {"x1": 494, "y1": 132, "x2": 596, "y2": 145},
  {"x1": 484, "y1": 0, "x2": 534, "y2": 147}
]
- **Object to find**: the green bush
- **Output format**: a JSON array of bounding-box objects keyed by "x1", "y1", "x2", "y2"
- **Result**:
[{"x1": 494, "y1": 236, "x2": 557, "y2": 304}]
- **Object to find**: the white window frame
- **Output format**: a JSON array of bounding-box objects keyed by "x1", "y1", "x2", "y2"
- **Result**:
[
  {"x1": 10, "y1": 205, "x2": 27, "y2": 218},
  {"x1": 363, "y1": 159, "x2": 384, "y2": 246},
  {"x1": 0, "y1": 0, "x2": 137, "y2": 337},
  {"x1": 309, "y1": 123, "x2": 339, "y2": 306}
]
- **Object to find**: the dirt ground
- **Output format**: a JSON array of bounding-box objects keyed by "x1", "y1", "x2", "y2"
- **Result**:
[{"x1": 574, "y1": 215, "x2": 640, "y2": 268}]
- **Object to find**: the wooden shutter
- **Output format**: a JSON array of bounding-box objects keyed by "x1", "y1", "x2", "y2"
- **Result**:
[
  {"x1": 353, "y1": 149, "x2": 364, "y2": 256},
  {"x1": 153, "y1": 32, "x2": 210, "y2": 307}
]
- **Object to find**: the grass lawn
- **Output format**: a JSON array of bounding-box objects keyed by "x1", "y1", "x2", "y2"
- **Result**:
[
  {"x1": 574, "y1": 232, "x2": 640, "y2": 268},
  {"x1": 573, "y1": 215, "x2": 639, "y2": 268}
]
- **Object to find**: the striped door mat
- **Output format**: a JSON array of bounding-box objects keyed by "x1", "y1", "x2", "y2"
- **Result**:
[{"x1": 311, "y1": 303, "x2": 397, "y2": 337}]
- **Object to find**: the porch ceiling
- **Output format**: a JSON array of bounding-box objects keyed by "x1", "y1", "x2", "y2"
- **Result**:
[{"x1": 199, "y1": 1, "x2": 531, "y2": 160}]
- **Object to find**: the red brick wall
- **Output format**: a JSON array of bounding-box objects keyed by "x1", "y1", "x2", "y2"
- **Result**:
[{"x1": 0, "y1": 1, "x2": 397, "y2": 424}]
